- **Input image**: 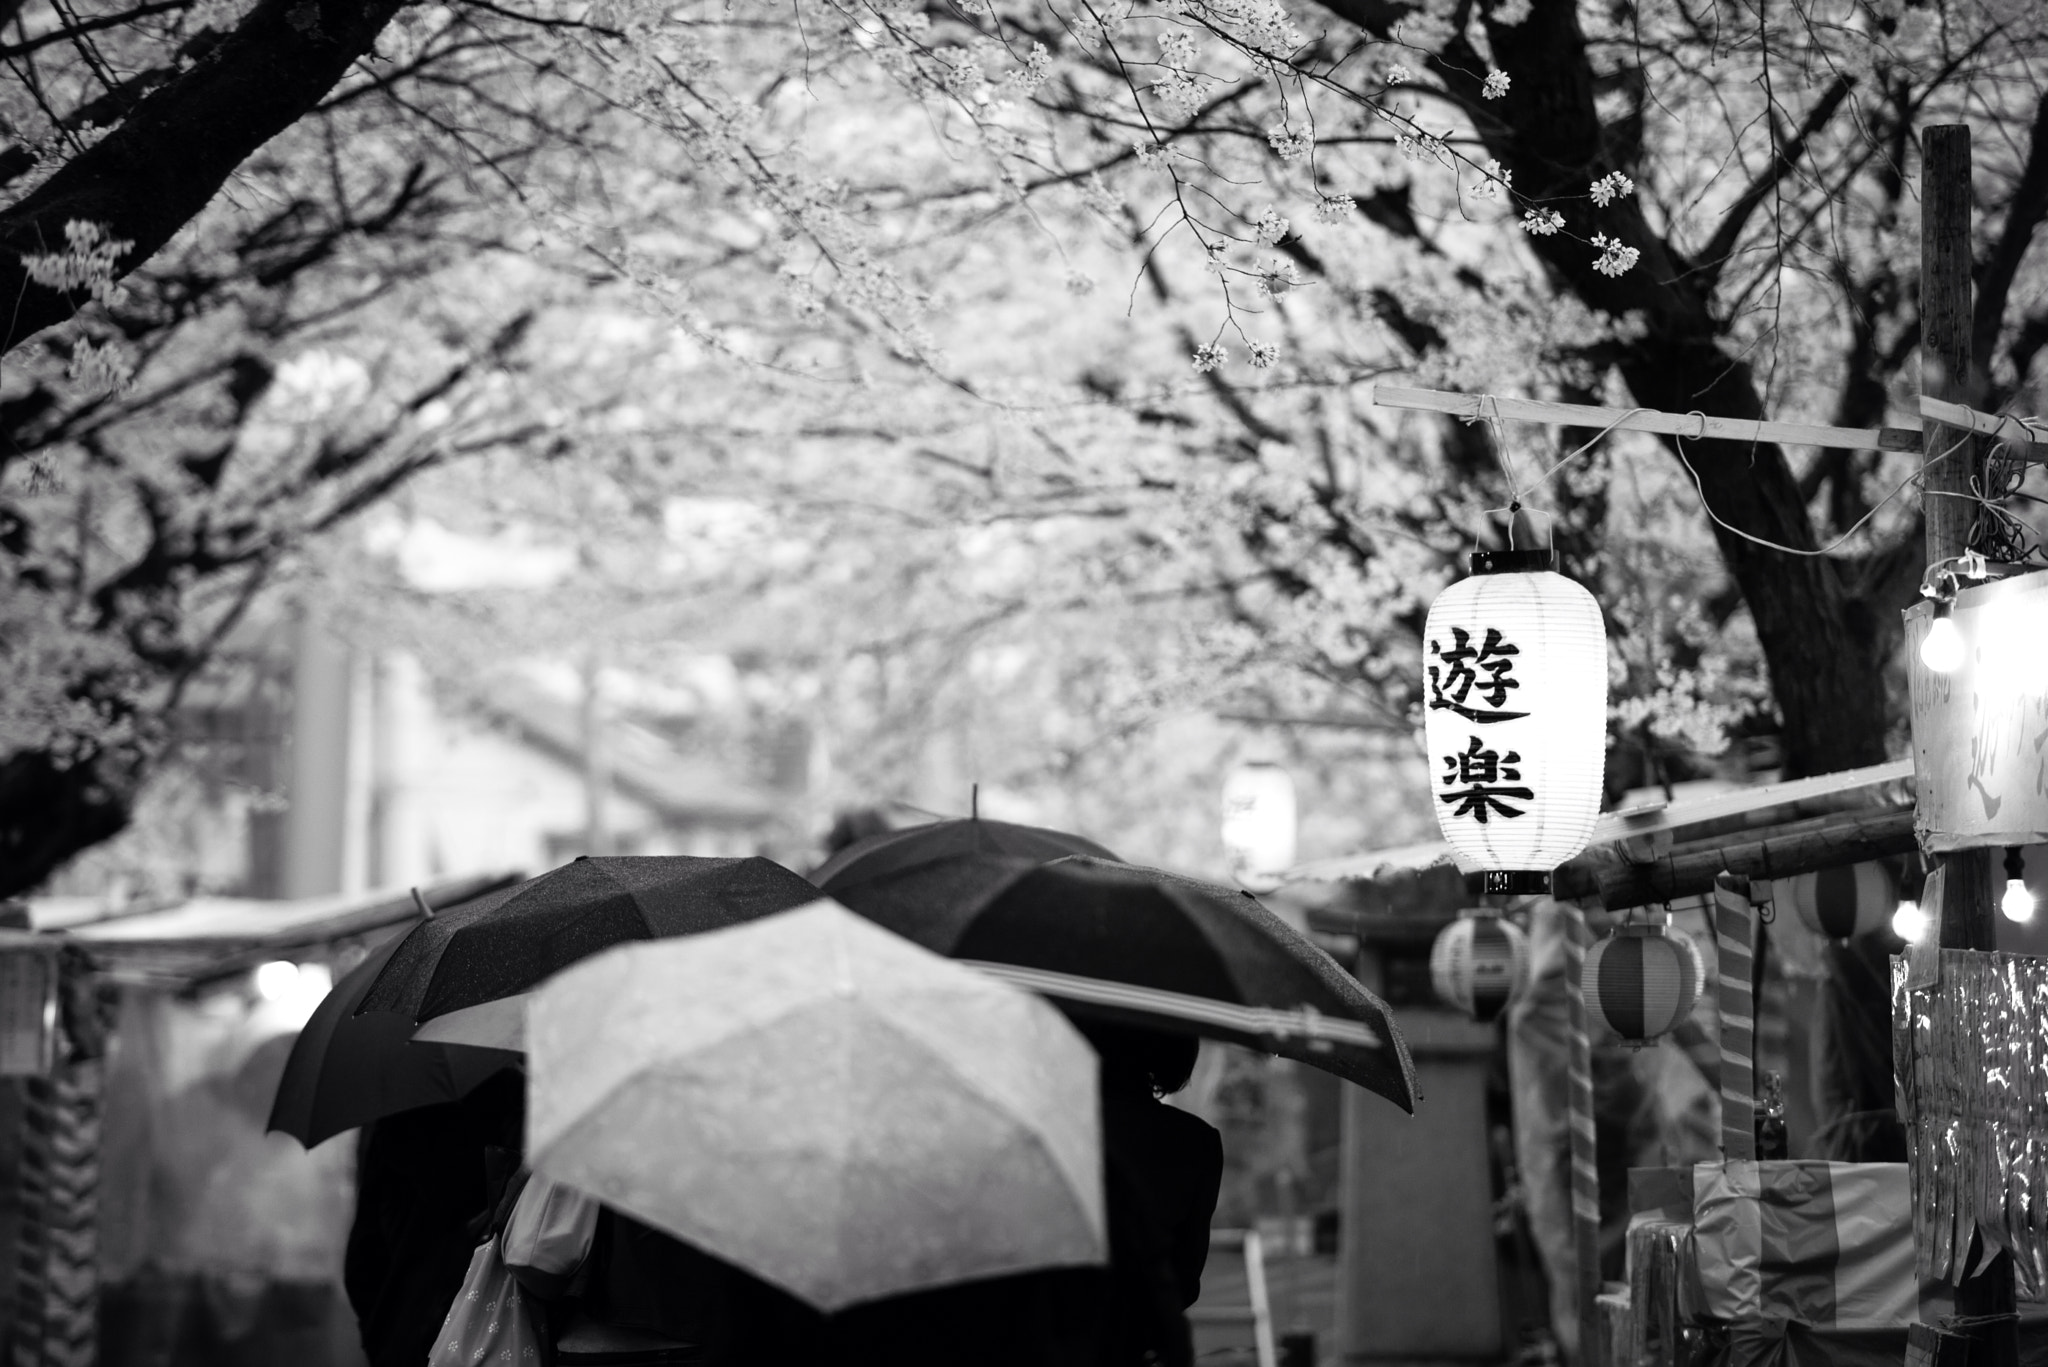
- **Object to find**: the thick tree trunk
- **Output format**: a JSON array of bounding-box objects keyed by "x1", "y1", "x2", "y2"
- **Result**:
[
  {"x1": 1612, "y1": 344, "x2": 1891, "y2": 776},
  {"x1": 1315, "y1": 0, "x2": 1897, "y2": 777},
  {"x1": 0, "y1": 751, "x2": 135, "y2": 899},
  {"x1": 0, "y1": 0, "x2": 405, "y2": 353}
]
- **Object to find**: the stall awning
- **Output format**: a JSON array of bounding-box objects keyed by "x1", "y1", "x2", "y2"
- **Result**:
[{"x1": 31, "y1": 872, "x2": 521, "y2": 989}]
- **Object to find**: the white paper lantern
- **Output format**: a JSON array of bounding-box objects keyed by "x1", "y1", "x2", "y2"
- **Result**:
[
  {"x1": 1221, "y1": 761, "x2": 1297, "y2": 893},
  {"x1": 1430, "y1": 909, "x2": 1531, "y2": 1022},
  {"x1": 1423, "y1": 550, "x2": 1608, "y2": 895}
]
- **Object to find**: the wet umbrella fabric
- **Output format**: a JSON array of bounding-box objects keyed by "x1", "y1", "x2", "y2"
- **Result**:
[
  {"x1": 355, "y1": 855, "x2": 821, "y2": 1022},
  {"x1": 525, "y1": 900, "x2": 1108, "y2": 1312},
  {"x1": 267, "y1": 929, "x2": 518, "y2": 1148},
  {"x1": 827, "y1": 854, "x2": 1416, "y2": 1112},
  {"x1": 809, "y1": 817, "x2": 1118, "y2": 891}
]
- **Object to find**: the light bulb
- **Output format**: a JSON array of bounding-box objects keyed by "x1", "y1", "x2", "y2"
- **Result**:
[
  {"x1": 2001, "y1": 878, "x2": 2036, "y2": 923},
  {"x1": 1891, "y1": 900, "x2": 1930, "y2": 943},
  {"x1": 1920, "y1": 613, "x2": 1964, "y2": 673}
]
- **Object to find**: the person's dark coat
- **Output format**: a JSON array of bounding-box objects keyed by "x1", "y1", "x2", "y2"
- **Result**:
[{"x1": 343, "y1": 1070, "x2": 524, "y2": 1367}]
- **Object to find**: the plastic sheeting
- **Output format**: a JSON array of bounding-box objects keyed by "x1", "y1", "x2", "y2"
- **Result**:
[{"x1": 1893, "y1": 948, "x2": 2048, "y2": 1294}]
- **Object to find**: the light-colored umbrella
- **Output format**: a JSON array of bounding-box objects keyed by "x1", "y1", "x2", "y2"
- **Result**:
[{"x1": 524, "y1": 898, "x2": 1107, "y2": 1311}]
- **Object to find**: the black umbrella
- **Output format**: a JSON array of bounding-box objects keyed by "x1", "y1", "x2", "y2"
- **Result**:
[
  {"x1": 827, "y1": 854, "x2": 1416, "y2": 1112},
  {"x1": 355, "y1": 855, "x2": 823, "y2": 1022},
  {"x1": 268, "y1": 926, "x2": 518, "y2": 1148},
  {"x1": 810, "y1": 816, "x2": 1118, "y2": 891}
]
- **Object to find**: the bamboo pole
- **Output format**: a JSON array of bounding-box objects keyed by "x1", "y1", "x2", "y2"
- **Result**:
[
  {"x1": 1921, "y1": 122, "x2": 2017, "y2": 1367},
  {"x1": 1554, "y1": 806, "x2": 1919, "y2": 909},
  {"x1": 1365, "y1": 383, "x2": 2046, "y2": 459}
]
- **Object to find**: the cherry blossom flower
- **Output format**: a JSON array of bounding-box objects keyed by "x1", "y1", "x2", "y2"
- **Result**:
[
  {"x1": 1520, "y1": 208, "x2": 1565, "y2": 235},
  {"x1": 1191, "y1": 342, "x2": 1227, "y2": 372},
  {"x1": 1252, "y1": 205, "x2": 1289, "y2": 244},
  {"x1": 1589, "y1": 171, "x2": 1636, "y2": 207},
  {"x1": 1591, "y1": 232, "x2": 1640, "y2": 277},
  {"x1": 1313, "y1": 194, "x2": 1356, "y2": 222},
  {"x1": 1482, "y1": 70, "x2": 1510, "y2": 99},
  {"x1": 1266, "y1": 125, "x2": 1311, "y2": 161}
]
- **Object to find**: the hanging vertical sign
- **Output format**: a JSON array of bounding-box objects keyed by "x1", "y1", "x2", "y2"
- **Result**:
[
  {"x1": 1905, "y1": 566, "x2": 2048, "y2": 852},
  {"x1": 1423, "y1": 549, "x2": 1609, "y2": 893},
  {"x1": 0, "y1": 933, "x2": 60, "y2": 1077}
]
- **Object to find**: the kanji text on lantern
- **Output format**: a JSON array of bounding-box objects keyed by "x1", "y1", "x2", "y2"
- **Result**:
[{"x1": 1427, "y1": 626, "x2": 1529, "y2": 724}]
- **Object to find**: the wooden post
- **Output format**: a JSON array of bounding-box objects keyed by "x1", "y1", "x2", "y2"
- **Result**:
[
  {"x1": 1920, "y1": 122, "x2": 2016, "y2": 1367},
  {"x1": 1561, "y1": 904, "x2": 1601, "y2": 1366}
]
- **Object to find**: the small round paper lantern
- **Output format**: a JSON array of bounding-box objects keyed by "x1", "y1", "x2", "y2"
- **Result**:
[
  {"x1": 1584, "y1": 923, "x2": 1700, "y2": 1042},
  {"x1": 1430, "y1": 909, "x2": 1531, "y2": 1022},
  {"x1": 1423, "y1": 550, "x2": 1608, "y2": 895},
  {"x1": 1781, "y1": 861, "x2": 1896, "y2": 940},
  {"x1": 1221, "y1": 761, "x2": 1297, "y2": 893}
]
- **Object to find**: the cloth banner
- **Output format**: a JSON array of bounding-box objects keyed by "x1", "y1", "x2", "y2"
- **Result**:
[{"x1": 1690, "y1": 1161, "x2": 1915, "y2": 1329}]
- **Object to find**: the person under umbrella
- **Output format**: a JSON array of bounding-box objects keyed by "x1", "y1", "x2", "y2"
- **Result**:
[
  {"x1": 268, "y1": 897, "x2": 521, "y2": 1148},
  {"x1": 809, "y1": 809, "x2": 1118, "y2": 891},
  {"x1": 339, "y1": 856, "x2": 815, "y2": 1367},
  {"x1": 451, "y1": 901, "x2": 1113, "y2": 1365},
  {"x1": 826, "y1": 852, "x2": 1415, "y2": 1111},
  {"x1": 346, "y1": 1068, "x2": 526, "y2": 1367},
  {"x1": 356, "y1": 854, "x2": 823, "y2": 1022}
]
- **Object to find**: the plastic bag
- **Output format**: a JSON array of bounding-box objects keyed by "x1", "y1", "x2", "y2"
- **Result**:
[{"x1": 428, "y1": 1237, "x2": 549, "y2": 1367}]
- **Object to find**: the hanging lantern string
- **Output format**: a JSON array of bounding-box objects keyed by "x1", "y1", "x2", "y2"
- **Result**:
[
  {"x1": 1671, "y1": 423, "x2": 1986, "y2": 557},
  {"x1": 1473, "y1": 402, "x2": 1653, "y2": 547}
]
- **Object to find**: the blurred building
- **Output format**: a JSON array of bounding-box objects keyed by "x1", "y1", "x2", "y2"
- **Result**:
[{"x1": 57, "y1": 610, "x2": 799, "y2": 909}]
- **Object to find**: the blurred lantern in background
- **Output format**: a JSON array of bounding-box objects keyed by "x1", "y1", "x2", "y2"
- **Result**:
[
  {"x1": 1779, "y1": 861, "x2": 1896, "y2": 940},
  {"x1": 1221, "y1": 760, "x2": 1297, "y2": 894},
  {"x1": 1429, "y1": 908, "x2": 1530, "y2": 1022},
  {"x1": 1584, "y1": 922, "x2": 1701, "y2": 1043},
  {"x1": 1422, "y1": 549, "x2": 1608, "y2": 895}
]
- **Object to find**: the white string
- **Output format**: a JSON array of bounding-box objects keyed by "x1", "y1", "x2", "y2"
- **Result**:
[
  {"x1": 1474, "y1": 401, "x2": 1649, "y2": 550},
  {"x1": 1531, "y1": 406, "x2": 1656, "y2": 485},
  {"x1": 1671, "y1": 427, "x2": 1978, "y2": 557}
]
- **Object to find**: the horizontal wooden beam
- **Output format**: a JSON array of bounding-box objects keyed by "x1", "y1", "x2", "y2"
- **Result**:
[
  {"x1": 1918, "y1": 395, "x2": 2047, "y2": 455},
  {"x1": 1556, "y1": 806, "x2": 1918, "y2": 910},
  {"x1": 1371, "y1": 383, "x2": 2048, "y2": 460}
]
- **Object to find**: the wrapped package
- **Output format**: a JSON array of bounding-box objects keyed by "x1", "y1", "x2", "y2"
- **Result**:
[{"x1": 1690, "y1": 1160, "x2": 1916, "y2": 1327}]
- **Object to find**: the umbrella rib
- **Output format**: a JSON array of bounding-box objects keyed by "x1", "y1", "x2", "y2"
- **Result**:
[{"x1": 956, "y1": 961, "x2": 1382, "y2": 1050}]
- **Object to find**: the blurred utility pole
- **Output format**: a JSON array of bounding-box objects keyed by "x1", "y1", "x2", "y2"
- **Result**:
[
  {"x1": 1921, "y1": 122, "x2": 2016, "y2": 1367},
  {"x1": 581, "y1": 651, "x2": 610, "y2": 857}
]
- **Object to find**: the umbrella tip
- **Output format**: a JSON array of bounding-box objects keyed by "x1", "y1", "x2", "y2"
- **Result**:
[
  {"x1": 971, "y1": 783, "x2": 979, "y2": 820},
  {"x1": 410, "y1": 887, "x2": 435, "y2": 920}
]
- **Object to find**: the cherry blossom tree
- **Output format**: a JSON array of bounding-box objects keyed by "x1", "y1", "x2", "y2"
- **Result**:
[{"x1": 8, "y1": 0, "x2": 2048, "y2": 893}]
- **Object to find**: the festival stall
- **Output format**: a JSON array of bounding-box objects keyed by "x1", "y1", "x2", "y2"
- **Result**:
[
  {"x1": 2, "y1": 873, "x2": 514, "y2": 1367},
  {"x1": 1294, "y1": 761, "x2": 1925, "y2": 1367}
]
